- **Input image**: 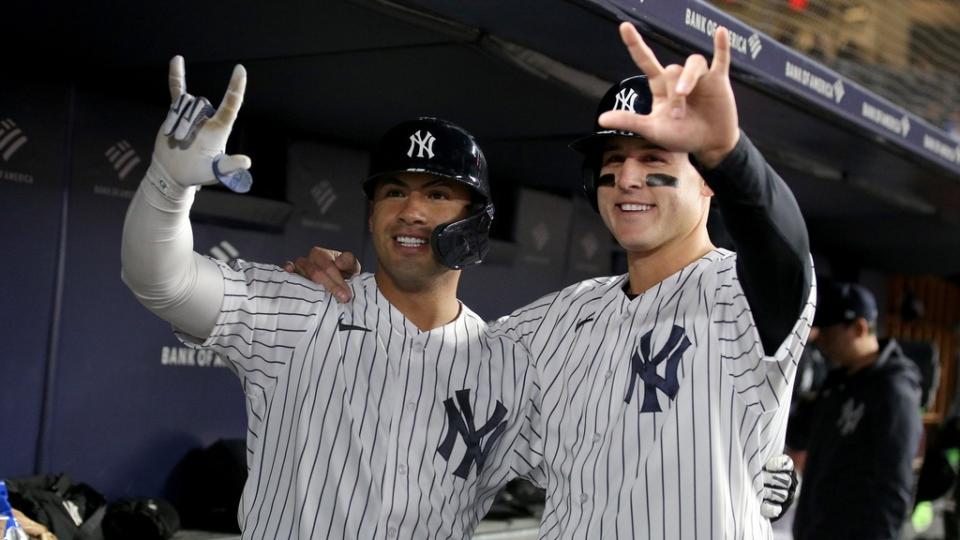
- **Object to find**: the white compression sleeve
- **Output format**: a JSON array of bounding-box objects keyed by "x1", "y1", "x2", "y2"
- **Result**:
[{"x1": 120, "y1": 159, "x2": 224, "y2": 340}]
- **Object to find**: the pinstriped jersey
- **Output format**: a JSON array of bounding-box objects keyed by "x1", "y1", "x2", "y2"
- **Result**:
[
  {"x1": 177, "y1": 264, "x2": 542, "y2": 540},
  {"x1": 491, "y1": 248, "x2": 815, "y2": 540}
]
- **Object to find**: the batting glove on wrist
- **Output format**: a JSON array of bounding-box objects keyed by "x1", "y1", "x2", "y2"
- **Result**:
[{"x1": 147, "y1": 55, "x2": 252, "y2": 198}]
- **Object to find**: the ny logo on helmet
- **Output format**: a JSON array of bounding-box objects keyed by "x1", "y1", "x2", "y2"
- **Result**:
[
  {"x1": 614, "y1": 88, "x2": 639, "y2": 112},
  {"x1": 407, "y1": 130, "x2": 436, "y2": 159}
]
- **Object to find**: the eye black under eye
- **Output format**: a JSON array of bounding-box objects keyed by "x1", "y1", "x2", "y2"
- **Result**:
[
  {"x1": 597, "y1": 174, "x2": 615, "y2": 187},
  {"x1": 645, "y1": 173, "x2": 679, "y2": 188}
]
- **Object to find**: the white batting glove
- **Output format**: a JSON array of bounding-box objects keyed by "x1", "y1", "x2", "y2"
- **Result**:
[
  {"x1": 760, "y1": 454, "x2": 797, "y2": 521},
  {"x1": 146, "y1": 55, "x2": 252, "y2": 198}
]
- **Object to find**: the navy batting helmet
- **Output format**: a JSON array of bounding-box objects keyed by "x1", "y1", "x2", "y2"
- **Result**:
[
  {"x1": 570, "y1": 75, "x2": 653, "y2": 212},
  {"x1": 363, "y1": 117, "x2": 495, "y2": 270}
]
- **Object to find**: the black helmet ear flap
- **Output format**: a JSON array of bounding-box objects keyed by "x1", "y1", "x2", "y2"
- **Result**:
[{"x1": 431, "y1": 203, "x2": 495, "y2": 269}]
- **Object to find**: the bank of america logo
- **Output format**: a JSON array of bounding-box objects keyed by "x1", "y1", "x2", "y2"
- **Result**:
[
  {"x1": 833, "y1": 79, "x2": 846, "y2": 104},
  {"x1": 748, "y1": 33, "x2": 763, "y2": 59},
  {"x1": 209, "y1": 240, "x2": 240, "y2": 264},
  {"x1": 310, "y1": 180, "x2": 338, "y2": 214},
  {"x1": 0, "y1": 118, "x2": 28, "y2": 162},
  {"x1": 105, "y1": 140, "x2": 142, "y2": 180}
]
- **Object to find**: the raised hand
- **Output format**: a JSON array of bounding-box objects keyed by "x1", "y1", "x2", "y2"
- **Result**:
[
  {"x1": 148, "y1": 55, "x2": 252, "y2": 195},
  {"x1": 598, "y1": 22, "x2": 740, "y2": 168}
]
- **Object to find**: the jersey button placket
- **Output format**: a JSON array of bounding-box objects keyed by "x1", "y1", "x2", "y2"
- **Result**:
[{"x1": 382, "y1": 339, "x2": 410, "y2": 530}]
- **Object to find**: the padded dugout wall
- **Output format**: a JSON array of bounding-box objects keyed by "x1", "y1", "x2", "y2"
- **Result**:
[
  {"x1": 37, "y1": 91, "x2": 251, "y2": 498},
  {"x1": 0, "y1": 82, "x2": 70, "y2": 478}
]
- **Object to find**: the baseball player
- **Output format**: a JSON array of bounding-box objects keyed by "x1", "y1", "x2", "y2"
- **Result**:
[
  {"x1": 501, "y1": 24, "x2": 814, "y2": 538},
  {"x1": 120, "y1": 56, "x2": 541, "y2": 539},
  {"x1": 293, "y1": 23, "x2": 812, "y2": 538}
]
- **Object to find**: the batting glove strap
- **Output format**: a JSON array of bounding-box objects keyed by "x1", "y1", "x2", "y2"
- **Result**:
[{"x1": 144, "y1": 157, "x2": 196, "y2": 202}]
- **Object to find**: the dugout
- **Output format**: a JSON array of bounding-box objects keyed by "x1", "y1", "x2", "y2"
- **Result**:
[{"x1": 3, "y1": 0, "x2": 960, "y2": 533}]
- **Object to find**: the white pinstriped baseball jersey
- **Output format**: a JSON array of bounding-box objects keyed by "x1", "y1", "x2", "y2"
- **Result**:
[
  {"x1": 492, "y1": 248, "x2": 815, "y2": 540},
  {"x1": 178, "y1": 264, "x2": 542, "y2": 540}
]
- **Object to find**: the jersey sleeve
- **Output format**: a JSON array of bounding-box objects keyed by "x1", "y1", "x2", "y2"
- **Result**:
[
  {"x1": 490, "y1": 279, "x2": 612, "y2": 359},
  {"x1": 516, "y1": 395, "x2": 547, "y2": 490},
  {"x1": 510, "y1": 353, "x2": 544, "y2": 488},
  {"x1": 715, "y1": 257, "x2": 816, "y2": 415},
  {"x1": 175, "y1": 257, "x2": 334, "y2": 385},
  {"x1": 473, "y1": 336, "x2": 545, "y2": 492},
  {"x1": 489, "y1": 293, "x2": 560, "y2": 354},
  {"x1": 694, "y1": 132, "x2": 813, "y2": 357}
]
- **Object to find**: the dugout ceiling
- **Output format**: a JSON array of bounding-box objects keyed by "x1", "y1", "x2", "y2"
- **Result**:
[{"x1": 7, "y1": 0, "x2": 960, "y2": 276}]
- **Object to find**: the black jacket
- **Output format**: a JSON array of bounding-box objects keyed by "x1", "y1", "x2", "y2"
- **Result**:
[{"x1": 792, "y1": 339, "x2": 923, "y2": 540}]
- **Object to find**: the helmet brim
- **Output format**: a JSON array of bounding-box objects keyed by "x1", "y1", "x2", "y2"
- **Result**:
[
  {"x1": 569, "y1": 130, "x2": 647, "y2": 156},
  {"x1": 362, "y1": 168, "x2": 487, "y2": 202}
]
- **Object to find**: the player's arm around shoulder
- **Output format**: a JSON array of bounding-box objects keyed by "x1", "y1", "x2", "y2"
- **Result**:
[{"x1": 488, "y1": 277, "x2": 613, "y2": 355}]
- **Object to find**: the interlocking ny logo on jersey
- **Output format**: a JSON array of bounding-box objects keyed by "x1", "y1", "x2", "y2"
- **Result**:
[
  {"x1": 625, "y1": 325, "x2": 691, "y2": 412},
  {"x1": 614, "y1": 88, "x2": 639, "y2": 112},
  {"x1": 407, "y1": 130, "x2": 436, "y2": 159},
  {"x1": 837, "y1": 398, "x2": 865, "y2": 435},
  {"x1": 437, "y1": 389, "x2": 508, "y2": 479}
]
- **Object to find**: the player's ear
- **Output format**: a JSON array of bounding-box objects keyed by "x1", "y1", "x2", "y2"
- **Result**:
[
  {"x1": 852, "y1": 317, "x2": 870, "y2": 338},
  {"x1": 699, "y1": 175, "x2": 714, "y2": 197}
]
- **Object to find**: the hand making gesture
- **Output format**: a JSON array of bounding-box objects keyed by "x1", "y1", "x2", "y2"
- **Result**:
[
  {"x1": 598, "y1": 22, "x2": 740, "y2": 168},
  {"x1": 149, "y1": 55, "x2": 252, "y2": 194}
]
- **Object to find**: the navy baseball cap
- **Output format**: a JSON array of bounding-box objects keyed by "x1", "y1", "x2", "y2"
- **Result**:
[{"x1": 814, "y1": 281, "x2": 879, "y2": 328}]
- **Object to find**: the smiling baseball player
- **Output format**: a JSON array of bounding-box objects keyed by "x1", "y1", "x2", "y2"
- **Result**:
[
  {"x1": 492, "y1": 24, "x2": 815, "y2": 538},
  {"x1": 120, "y1": 57, "x2": 542, "y2": 539}
]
